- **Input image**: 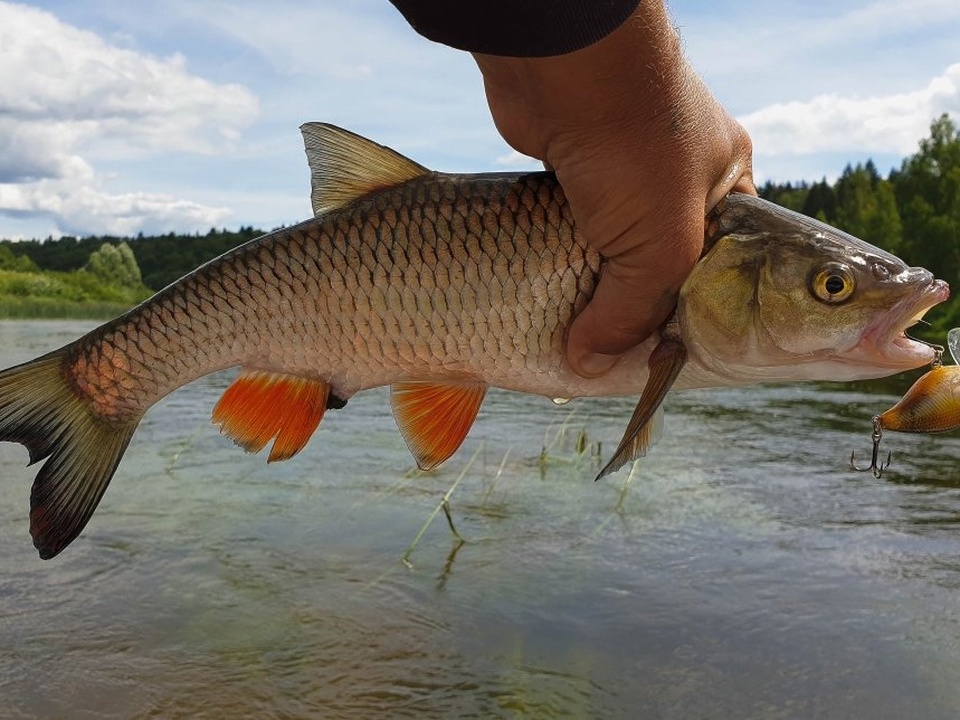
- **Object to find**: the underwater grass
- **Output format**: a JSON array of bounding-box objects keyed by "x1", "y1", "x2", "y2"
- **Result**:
[
  {"x1": 538, "y1": 410, "x2": 602, "y2": 474},
  {"x1": 401, "y1": 445, "x2": 479, "y2": 568}
]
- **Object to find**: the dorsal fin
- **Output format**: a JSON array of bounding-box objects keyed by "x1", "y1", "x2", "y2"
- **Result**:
[
  {"x1": 300, "y1": 123, "x2": 431, "y2": 216},
  {"x1": 391, "y1": 380, "x2": 488, "y2": 471}
]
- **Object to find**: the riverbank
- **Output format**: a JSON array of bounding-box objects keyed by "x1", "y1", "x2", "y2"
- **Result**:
[
  {"x1": 0, "y1": 296, "x2": 136, "y2": 320},
  {"x1": 0, "y1": 267, "x2": 147, "y2": 320}
]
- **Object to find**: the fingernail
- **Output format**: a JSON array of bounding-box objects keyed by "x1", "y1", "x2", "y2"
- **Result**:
[{"x1": 578, "y1": 352, "x2": 620, "y2": 378}]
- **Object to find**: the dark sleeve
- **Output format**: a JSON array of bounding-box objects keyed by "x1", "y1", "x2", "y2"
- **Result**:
[{"x1": 388, "y1": 0, "x2": 641, "y2": 57}]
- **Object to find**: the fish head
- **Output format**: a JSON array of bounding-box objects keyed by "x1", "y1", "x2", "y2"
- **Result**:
[{"x1": 678, "y1": 193, "x2": 950, "y2": 383}]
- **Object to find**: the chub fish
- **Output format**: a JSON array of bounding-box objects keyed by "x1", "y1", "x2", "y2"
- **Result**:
[{"x1": 0, "y1": 123, "x2": 949, "y2": 558}]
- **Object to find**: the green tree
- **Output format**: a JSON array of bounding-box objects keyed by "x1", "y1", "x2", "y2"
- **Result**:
[
  {"x1": 891, "y1": 113, "x2": 960, "y2": 290},
  {"x1": 801, "y1": 178, "x2": 838, "y2": 224},
  {"x1": 0, "y1": 244, "x2": 39, "y2": 272},
  {"x1": 833, "y1": 163, "x2": 902, "y2": 252},
  {"x1": 758, "y1": 179, "x2": 809, "y2": 212},
  {"x1": 866, "y1": 181, "x2": 904, "y2": 255},
  {"x1": 84, "y1": 242, "x2": 143, "y2": 288}
]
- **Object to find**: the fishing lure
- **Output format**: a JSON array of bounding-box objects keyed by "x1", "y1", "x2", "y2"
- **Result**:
[{"x1": 852, "y1": 329, "x2": 960, "y2": 477}]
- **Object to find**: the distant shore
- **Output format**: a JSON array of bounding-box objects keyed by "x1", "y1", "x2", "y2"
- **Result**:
[
  {"x1": 0, "y1": 263, "x2": 148, "y2": 321},
  {"x1": 0, "y1": 296, "x2": 135, "y2": 320}
]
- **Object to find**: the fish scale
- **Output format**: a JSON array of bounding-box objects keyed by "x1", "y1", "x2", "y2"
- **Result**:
[
  {"x1": 65, "y1": 171, "x2": 596, "y2": 422},
  {"x1": 0, "y1": 122, "x2": 947, "y2": 558}
]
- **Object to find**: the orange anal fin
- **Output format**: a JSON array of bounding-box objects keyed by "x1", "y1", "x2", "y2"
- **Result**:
[
  {"x1": 391, "y1": 380, "x2": 488, "y2": 471},
  {"x1": 212, "y1": 370, "x2": 330, "y2": 463}
]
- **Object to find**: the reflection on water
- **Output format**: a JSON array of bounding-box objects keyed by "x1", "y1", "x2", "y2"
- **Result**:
[{"x1": 3, "y1": 321, "x2": 960, "y2": 717}]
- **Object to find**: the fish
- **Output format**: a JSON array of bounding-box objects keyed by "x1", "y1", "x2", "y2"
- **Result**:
[
  {"x1": 0, "y1": 123, "x2": 949, "y2": 559},
  {"x1": 876, "y1": 328, "x2": 960, "y2": 434}
]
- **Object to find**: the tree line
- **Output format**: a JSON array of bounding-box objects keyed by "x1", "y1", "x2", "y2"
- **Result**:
[
  {"x1": 0, "y1": 114, "x2": 958, "y2": 331},
  {"x1": 0, "y1": 226, "x2": 264, "y2": 291}
]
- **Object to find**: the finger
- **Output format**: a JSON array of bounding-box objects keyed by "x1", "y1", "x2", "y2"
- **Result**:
[
  {"x1": 731, "y1": 172, "x2": 757, "y2": 197},
  {"x1": 705, "y1": 123, "x2": 756, "y2": 210},
  {"x1": 566, "y1": 227, "x2": 701, "y2": 377}
]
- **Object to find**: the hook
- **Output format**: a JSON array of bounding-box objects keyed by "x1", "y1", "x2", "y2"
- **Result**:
[
  {"x1": 850, "y1": 415, "x2": 891, "y2": 478},
  {"x1": 903, "y1": 329, "x2": 944, "y2": 369},
  {"x1": 932, "y1": 343, "x2": 945, "y2": 368}
]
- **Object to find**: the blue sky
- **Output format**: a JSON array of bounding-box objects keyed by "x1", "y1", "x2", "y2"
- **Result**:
[{"x1": 1, "y1": 0, "x2": 958, "y2": 239}]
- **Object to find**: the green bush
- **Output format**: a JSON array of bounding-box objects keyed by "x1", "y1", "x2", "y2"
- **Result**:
[
  {"x1": 0, "y1": 266, "x2": 150, "y2": 319},
  {"x1": 84, "y1": 242, "x2": 143, "y2": 288}
]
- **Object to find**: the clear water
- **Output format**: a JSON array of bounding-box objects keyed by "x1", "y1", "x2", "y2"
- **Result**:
[{"x1": 2, "y1": 320, "x2": 960, "y2": 718}]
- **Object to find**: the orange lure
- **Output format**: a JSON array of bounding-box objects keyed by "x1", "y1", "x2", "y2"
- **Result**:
[
  {"x1": 879, "y1": 329, "x2": 960, "y2": 434},
  {"x1": 853, "y1": 329, "x2": 960, "y2": 477}
]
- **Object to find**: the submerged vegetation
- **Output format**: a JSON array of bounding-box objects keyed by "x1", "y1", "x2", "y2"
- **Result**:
[{"x1": 0, "y1": 116, "x2": 957, "y2": 324}]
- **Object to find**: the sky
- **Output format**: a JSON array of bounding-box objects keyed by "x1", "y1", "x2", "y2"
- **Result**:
[{"x1": 0, "y1": 0, "x2": 958, "y2": 240}]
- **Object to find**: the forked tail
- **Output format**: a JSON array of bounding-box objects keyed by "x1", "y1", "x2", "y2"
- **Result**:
[{"x1": 0, "y1": 351, "x2": 141, "y2": 559}]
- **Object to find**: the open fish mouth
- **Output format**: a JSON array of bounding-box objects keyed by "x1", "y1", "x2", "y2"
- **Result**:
[{"x1": 860, "y1": 278, "x2": 951, "y2": 368}]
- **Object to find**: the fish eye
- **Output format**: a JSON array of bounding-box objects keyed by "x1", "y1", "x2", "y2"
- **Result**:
[{"x1": 811, "y1": 263, "x2": 855, "y2": 303}]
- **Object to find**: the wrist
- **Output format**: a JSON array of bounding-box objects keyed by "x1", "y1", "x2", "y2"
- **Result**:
[{"x1": 473, "y1": 0, "x2": 690, "y2": 157}]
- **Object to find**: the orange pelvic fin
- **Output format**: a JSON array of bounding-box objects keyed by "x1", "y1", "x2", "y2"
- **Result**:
[
  {"x1": 212, "y1": 370, "x2": 330, "y2": 463},
  {"x1": 391, "y1": 380, "x2": 488, "y2": 471}
]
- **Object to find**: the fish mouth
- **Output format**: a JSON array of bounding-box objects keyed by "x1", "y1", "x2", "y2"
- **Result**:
[{"x1": 856, "y1": 278, "x2": 950, "y2": 369}]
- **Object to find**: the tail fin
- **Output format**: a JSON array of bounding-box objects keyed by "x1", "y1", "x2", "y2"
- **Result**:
[{"x1": 0, "y1": 351, "x2": 140, "y2": 559}]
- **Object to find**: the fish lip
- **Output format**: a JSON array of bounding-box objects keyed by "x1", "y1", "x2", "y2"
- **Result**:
[{"x1": 857, "y1": 278, "x2": 951, "y2": 368}]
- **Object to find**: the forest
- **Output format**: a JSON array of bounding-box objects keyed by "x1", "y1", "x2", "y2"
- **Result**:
[{"x1": 0, "y1": 114, "x2": 958, "y2": 331}]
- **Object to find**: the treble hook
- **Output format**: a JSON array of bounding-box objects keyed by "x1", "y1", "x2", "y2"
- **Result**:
[{"x1": 850, "y1": 415, "x2": 891, "y2": 478}]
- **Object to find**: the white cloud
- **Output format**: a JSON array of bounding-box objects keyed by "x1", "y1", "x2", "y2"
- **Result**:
[
  {"x1": 169, "y1": 0, "x2": 419, "y2": 80},
  {"x1": 494, "y1": 150, "x2": 539, "y2": 169},
  {"x1": 164, "y1": 0, "x2": 496, "y2": 159},
  {"x1": 0, "y1": 1, "x2": 258, "y2": 236},
  {"x1": 805, "y1": 0, "x2": 960, "y2": 48},
  {"x1": 0, "y1": 181, "x2": 231, "y2": 238},
  {"x1": 740, "y1": 63, "x2": 960, "y2": 158}
]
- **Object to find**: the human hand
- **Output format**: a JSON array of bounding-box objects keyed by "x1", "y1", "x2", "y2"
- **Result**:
[{"x1": 473, "y1": 0, "x2": 755, "y2": 377}]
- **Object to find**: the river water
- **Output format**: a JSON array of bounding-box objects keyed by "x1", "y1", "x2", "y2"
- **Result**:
[{"x1": 2, "y1": 320, "x2": 960, "y2": 718}]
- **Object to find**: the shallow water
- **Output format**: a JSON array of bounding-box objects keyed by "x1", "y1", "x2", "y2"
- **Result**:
[{"x1": 2, "y1": 320, "x2": 960, "y2": 718}]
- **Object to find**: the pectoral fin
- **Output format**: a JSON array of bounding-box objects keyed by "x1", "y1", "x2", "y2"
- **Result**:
[
  {"x1": 596, "y1": 337, "x2": 687, "y2": 480},
  {"x1": 391, "y1": 380, "x2": 488, "y2": 471}
]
